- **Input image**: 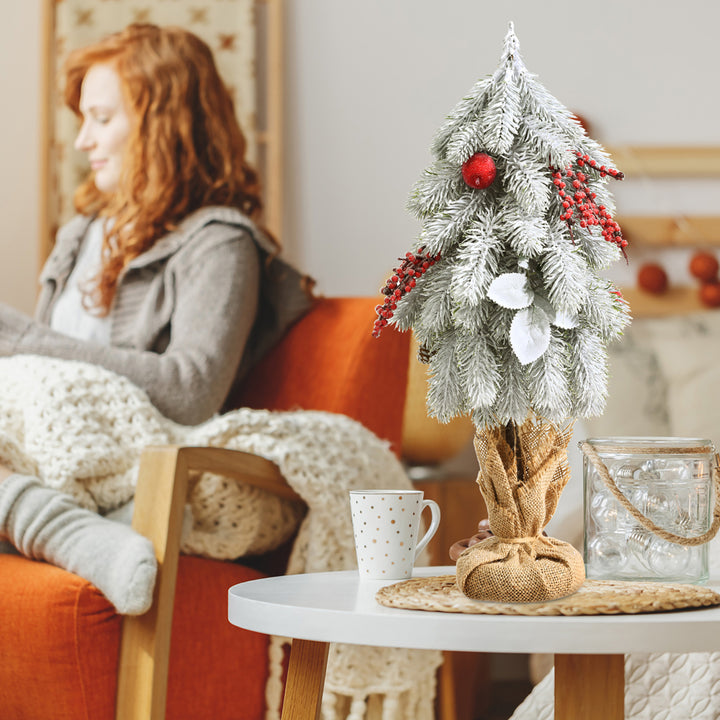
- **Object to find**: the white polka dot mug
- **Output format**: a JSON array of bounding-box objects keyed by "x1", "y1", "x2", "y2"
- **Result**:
[{"x1": 349, "y1": 490, "x2": 441, "y2": 581}]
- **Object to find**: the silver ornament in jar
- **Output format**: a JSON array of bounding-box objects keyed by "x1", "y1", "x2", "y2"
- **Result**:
[{"x1": 581, "y1": 437, "x2": 719, "y2": 584}]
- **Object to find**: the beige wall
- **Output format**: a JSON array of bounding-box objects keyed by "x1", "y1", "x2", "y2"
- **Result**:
[
  {"x1": 2, "y1": 0, "x2": 719, "y2": 311},
  {"x1": 1, "y1": 0, "x2": 42, "y2": 314}
]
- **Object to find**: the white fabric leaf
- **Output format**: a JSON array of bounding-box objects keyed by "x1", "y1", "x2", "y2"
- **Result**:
[
  {"x1": 510, "y1": 307, "x2": 551, "y2": 364},
  {"x1": 487, "y1": 273, "x2": 534, "y2": 309},
  {"x1": 552, "y1": 308, "x2": 579, "y2": 329},
  {"x1": 534, "y1": 294, "x2": 579, "y2": 329}
]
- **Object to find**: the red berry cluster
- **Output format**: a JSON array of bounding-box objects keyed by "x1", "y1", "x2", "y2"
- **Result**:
[
  {"x1": 610, "y1": 287, "x2": 628, "y2": 307},
  {"x1": 373, "y1": 248, "x2": 441, "y2": 337},
  {"x1": 551, "y1": 152, "x2": 627, "y2": 257}
]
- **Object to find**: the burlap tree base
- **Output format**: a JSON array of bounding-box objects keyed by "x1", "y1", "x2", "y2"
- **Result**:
[{"x1": 456, "y1": 417, "x2": 585, "y2": 603}]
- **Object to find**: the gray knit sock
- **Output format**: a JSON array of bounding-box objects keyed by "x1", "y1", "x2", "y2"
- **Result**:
[
  {"x1": 106, "y1": 498, "x2": 194, "y2": 542},
  {"x1": 0, "y1": 474, "x2": 157, "y2": 615}
]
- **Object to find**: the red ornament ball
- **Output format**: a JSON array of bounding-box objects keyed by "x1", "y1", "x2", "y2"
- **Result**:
[
  {"x1": 461, "y1": 152, "x2": 497, "y2": 189},
  {"x1": 637, "y1": 263, "x2": 668, "y2": 295},
  {"x1": 689, "y1": 251, "x2": 719, "y2": 283},
  {"x1": 700, "y1": 280, "x2": 720, "y2": 308}
]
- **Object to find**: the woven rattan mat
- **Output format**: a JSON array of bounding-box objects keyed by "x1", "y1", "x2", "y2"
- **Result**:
[{"x1": 375, "y1": 575, "x2": 720, "y2": 616}]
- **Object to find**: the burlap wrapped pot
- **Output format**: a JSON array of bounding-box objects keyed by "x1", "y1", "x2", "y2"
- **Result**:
[{"x1": 456, "y1": 417, "x2": 585, "y2": 603}]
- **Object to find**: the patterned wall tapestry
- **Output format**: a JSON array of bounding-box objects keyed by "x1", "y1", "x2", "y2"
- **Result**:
[{"x1": 50, "y1": 0, "x2": 257, "y2": 227}]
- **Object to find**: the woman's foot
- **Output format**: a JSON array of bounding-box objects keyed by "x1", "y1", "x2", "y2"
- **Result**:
[{"x1": 0, "y1": 474, "x2": 157, "y2": 614}]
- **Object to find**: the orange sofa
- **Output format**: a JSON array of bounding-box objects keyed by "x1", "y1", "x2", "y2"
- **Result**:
[{"x1": 0, "y1": 297, "x2": 410, "y2": 720}]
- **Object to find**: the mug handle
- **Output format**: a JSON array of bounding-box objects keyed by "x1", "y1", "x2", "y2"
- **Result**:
[{"x1": 414, "y1": 498, "x2": 441, "y2": 558}]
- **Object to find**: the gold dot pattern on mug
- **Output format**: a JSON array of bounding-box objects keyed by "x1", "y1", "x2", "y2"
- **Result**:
[{"x1": 350, "y1": 492, "x2": 423, "y2": 579}]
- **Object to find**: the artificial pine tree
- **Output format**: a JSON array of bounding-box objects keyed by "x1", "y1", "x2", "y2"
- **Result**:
[{"x1": 374, "y1": 23, "x2": 631, "y2": 602}]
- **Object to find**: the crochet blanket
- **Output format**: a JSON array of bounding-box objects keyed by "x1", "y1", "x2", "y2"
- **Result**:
[{"x1": 0, "y1": 355, "x2": 442, "y2": 720}]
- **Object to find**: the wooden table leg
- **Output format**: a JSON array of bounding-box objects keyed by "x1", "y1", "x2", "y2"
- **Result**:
[
  {"x1": 554, "y1": 654, "x2": 624, "y2": 720},
  {"x1": 281, "y1": 639, "x2": 330, "y2": 720},
  {"x1": 436, "y1": 650, "x2": 492, "y2": 720}
]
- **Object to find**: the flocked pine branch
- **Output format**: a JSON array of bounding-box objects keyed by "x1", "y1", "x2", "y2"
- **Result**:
[{"x1": 373, "y1": 21, "x2": 631, "y2": 429}]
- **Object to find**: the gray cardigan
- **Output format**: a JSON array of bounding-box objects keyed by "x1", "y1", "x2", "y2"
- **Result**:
[{"x1": 0, "y1": 206, "x2": 312, "y2": 425}]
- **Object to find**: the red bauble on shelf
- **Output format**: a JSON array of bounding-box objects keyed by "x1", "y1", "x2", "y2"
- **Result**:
[
  {"x1": 637, "y1": 263, "x2": 668, "y2": 295},
  {"x1": 699, "y1": 280, "x2": 720, "y2": 308},
  {"x1": 461, "y1": 152, "x2": 497, "y2": 189},
  {"x1": 689, "y1": 251, "x2": 719, "y2": 283}
]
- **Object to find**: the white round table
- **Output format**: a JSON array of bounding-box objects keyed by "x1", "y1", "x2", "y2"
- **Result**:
[{"x1": 228, "y1": 566, "x2": 720, "y2": 720}]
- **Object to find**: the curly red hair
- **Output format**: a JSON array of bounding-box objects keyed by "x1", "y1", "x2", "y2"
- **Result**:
[{"x1": 63, "y1": 23, "x2": 269, "y2": 313}]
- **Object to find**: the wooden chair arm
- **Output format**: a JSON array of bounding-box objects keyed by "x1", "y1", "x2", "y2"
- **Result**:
[{"x1": 116, "y1": 445, "x2": 301, "y2": 720}]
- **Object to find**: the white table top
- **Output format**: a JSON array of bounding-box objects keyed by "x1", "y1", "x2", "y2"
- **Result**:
[{"x1": 228, "y1": 567, "x2": 720, "y2": 655}]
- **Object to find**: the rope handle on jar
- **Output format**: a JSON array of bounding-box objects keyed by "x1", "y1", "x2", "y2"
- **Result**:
[{"x1": 580, "y1": 441, "x2": 720, "y2": 547}]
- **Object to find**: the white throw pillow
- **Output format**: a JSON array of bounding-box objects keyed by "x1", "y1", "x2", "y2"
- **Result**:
[
  {"x1": 642, "y1": 311, "x2": 720, "y2": 441},
  {"x1": 584, "y1": 319, "x2": 671, "y2": 439}
]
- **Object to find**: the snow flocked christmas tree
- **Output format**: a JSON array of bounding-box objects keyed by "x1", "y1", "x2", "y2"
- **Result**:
[{"x1": 374, "y1": 23, "x2": 631, "y2": 603}]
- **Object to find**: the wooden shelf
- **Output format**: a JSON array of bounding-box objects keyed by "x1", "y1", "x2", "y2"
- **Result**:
[
  {"x1": 605, "y1": 146, "x2": 720, "y2": 177},
  {"x1": 620, "y1": 286, "x2": 709, "y2": 318},
  {"x1": 607, "y1": 146, "x2": 720, "y2": 317},
  {"x1": 619, "y1": 215, "x2": 720, "y2": 247}
]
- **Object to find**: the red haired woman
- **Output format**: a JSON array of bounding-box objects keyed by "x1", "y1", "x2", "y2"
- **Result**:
[{"x1": 0, "y1": 24, "x2": 311, "y2": 614}]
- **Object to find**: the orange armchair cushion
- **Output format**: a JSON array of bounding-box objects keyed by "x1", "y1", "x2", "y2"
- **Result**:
[
  {"x1": 231, "y1": 296, "x2": 411, "y2": 455},
  {"x1": 0, "y1": 554, "x2": 120, "y2": 719},
  {"x1": 0, "y1": 554, "x2": 269, "y2": 720}
]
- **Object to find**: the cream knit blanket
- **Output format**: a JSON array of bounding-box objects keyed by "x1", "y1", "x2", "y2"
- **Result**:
[{"x1": 0, "y1": 355, "x2": 442, "y2": 720}]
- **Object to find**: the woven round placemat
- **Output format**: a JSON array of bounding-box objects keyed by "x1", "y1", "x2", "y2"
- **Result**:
[{"x1": 375, "y1": 575, "x2": 720, "y2": 616}]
